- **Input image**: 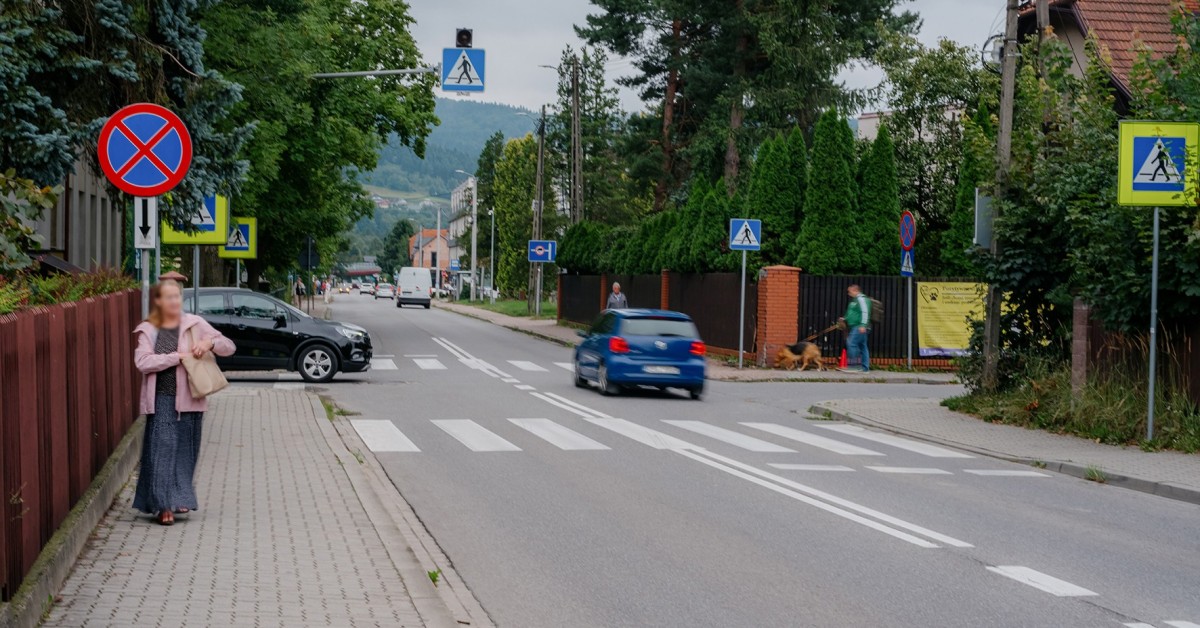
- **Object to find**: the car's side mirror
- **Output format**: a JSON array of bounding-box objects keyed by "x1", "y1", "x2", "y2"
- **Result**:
[
  {"x1": 274, "y1": 313, "x2": 288, "y2": 329},
  {"x1": 576, "y1": 329, "x2": 589, "y2": 338}
]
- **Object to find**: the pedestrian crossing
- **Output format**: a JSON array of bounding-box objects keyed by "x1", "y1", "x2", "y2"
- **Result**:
[
  {"x1": 348, "y1": 417, "x2": 1048, "y2": 480},
  {"x1": 407, "y1": 354, "x2": 568, "y2": 373}
]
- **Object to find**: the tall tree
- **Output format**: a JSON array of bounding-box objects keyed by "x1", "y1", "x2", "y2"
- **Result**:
[
  {"x1": 377, "y1": 219, "x2": 415, "y2": 274},
  {"x1": 857, "y1": 125, "x2": 901, "y2": 274},
  {"x1": 794, "y1": 111, "x2": 860, "y2": 274},
  {"x1": 493, "y1": 135, "x2": 557, "y2": 295},
  {"x1": 746, "y1": 133, "x2": 804, "y2": 265}
]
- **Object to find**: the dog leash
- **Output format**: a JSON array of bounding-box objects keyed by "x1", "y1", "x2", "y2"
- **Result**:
[{"x1": 801, "y1": 324, "x2": 840, "y2": 343}]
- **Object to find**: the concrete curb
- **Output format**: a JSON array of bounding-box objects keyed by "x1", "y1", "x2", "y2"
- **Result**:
[
  {"x1": 310, "y1": 394, "x2": 494, "y2": 628},
  {"x1": 0, "y1": 417, "x2": 144, "y2": 628},
  {"x1": 809, "y1": 403, "x2": 1200, "y2": 507}
]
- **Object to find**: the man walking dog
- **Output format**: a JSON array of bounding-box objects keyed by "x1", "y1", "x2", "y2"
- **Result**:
[{"x1": 840, "y1": 284, "x2": 872, "y2": 372}]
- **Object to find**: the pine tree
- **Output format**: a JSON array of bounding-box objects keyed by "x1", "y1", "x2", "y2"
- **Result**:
[
  {"x1": 747, "y1": 135, "x2": 792, "y2": 265},
  {"x1": 688, "y1": 186, "x2": 728, "y2": 272},
  {"x1": 794, "y1": 111, "x2": 861, "y2": 274},
  {"x1": 857, "y1": 125, "x2": 901, "y2": 274},
  {"x1": 783, "y1": 127, "x2": 809, "y2": 262}
]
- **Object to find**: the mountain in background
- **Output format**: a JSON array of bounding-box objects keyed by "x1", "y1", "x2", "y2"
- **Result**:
[{"x1": 364, "y1": 98, "x2": 535, "y2": 198}]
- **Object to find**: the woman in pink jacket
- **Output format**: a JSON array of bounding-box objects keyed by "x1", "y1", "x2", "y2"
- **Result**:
[{"x1": 132, "y1": 280, "x2": 236, "y2": 525}]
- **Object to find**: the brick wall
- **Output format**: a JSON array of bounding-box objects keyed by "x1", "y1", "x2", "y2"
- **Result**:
[{"x1": 754, "y1": 266, "x2": 801, "y2": 366}]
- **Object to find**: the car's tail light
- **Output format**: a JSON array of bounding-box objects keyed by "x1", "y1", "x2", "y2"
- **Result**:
[
  {"x1": 690, "y1": 341, "x2": 706, "y2": 356},
  {"x1": 609, "y1": 337, "x2": 630, "y2": 354}
]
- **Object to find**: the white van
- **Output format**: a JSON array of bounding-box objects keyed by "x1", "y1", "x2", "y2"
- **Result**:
[{"x1": 396, "y1": 267, "x2": 432, "y2": 309}]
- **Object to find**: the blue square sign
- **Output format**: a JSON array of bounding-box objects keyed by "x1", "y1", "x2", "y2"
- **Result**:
[
  {"x1": 729, "y1": 219, "x2": 762, "y2": 251},
  {"x1": 528, "y1": 240, "x2": 556, "y2": 263},
  {"x1": 1131, "y1": 135, "x2": 1187, "y2": 192},
  {"x1": 442, "y1": 48, "x2": 486, "y2": 93}
]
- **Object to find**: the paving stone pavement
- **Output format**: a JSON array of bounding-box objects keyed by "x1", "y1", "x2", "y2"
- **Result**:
[
  {"x1": 42, "y1": 389, "x2": 428, "y2": 628},
  {"x1": 815, "y1": 397, "x2": 1200, "y2": 500}
]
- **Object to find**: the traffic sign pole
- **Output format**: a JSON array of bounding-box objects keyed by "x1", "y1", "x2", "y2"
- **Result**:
[
  {"x1": 738, "y1": 250, "x2": 747, "y2": 370},
  {"x1": 907, "y1": 276, "x2": 913, "y2": 370},
  {"x1": 1148, "y1": 207, "x2": 1161, "y2": 441}
]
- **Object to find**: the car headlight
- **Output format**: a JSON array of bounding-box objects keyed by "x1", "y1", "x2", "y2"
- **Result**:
[{"x1": 337, "y1": 327, "x2": 365, "y2": 341}]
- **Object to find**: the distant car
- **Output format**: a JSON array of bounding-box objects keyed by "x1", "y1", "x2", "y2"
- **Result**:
[
  {"x1": 374, "y1": 283, "x2": 396, "y2": 299},
  {"x1": 362, "y1": 284, "x2": 376, "y2": 296},
  {"x1": 573, "y1": 309, "x2": 706, "y2": 399},
  {"x1": 339, "y1": 283, "x2": 350, "y2": 294},
  {"x1": 184, "y1": 287, "x2": 372, "y2": 383},
  {"x1": 352, "y1": 281, "x2": 361, "y2": 290}
]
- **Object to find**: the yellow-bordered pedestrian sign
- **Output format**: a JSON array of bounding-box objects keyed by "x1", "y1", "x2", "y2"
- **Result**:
[
  {"x1": 161, "y1": 195, "x2": 229, "y2": 244},
  {"x1": 218, "y1": 216, "x2": 257, "y2": 259},
  {"x1": 1118, "y1": 121, "x2": 1200, "y2": 206}
]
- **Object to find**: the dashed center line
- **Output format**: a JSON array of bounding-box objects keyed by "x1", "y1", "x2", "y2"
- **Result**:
[{"x1": 866, "y1": 466, "x2": 952, "y2": 475}]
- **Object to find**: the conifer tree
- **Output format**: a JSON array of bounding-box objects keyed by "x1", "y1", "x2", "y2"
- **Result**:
[
  {"x1": 794, "y1": 111, "x2": 861, "y2": 273},
  {"x1": 857, "y1": 125, "x2": 901, "y2": 274}
]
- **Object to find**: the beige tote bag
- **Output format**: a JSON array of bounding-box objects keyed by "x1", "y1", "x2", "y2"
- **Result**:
[{"x1": 181, "y1": 327, "x2": 228, "y2": 398}]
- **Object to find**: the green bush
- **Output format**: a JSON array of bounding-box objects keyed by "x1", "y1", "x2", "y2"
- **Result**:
[{"x1": 0, "y1": 268, "x2": 137, "y2": 315}]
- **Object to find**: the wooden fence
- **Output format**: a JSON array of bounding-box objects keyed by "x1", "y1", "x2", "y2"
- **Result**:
[{"x1": 0, "y1": 289, "x2": 140, "y2": 601}]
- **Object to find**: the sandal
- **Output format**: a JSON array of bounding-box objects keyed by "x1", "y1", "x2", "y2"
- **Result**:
[
  {"x1": 157, "y1": 510, "x2": 175, "y2": 526},
  {"x1": 174, "y1": 508, "x2": 190, "y2": 514}
]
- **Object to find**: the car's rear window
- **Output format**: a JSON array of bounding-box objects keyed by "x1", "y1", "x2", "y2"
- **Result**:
[{"x1": 621, "y1": 317, "x2": 699, "y2": 337}]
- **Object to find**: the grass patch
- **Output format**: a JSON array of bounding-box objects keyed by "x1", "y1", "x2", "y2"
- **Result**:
[
  {"x1": 461, "y1": 298, "x2": 557, "y2": 319},
  {"x1": 1084, "y1": 465, "x2": 1107, "y2": 483},
  {"x1": 943, "y1": 365, "x2": 1200, "y2": 453},
  {"x1": 427, "y1": 569, "x2": 442, "y2": 586}
]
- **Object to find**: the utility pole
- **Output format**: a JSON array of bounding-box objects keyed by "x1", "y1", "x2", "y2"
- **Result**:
[
  {"x1": 530, "y1": 105, "x2": 546, "y2": 313},
  {"x1": 570, "y1": 58, "x2": 583, "y2": 224},
  {"x1": 983, "y1": 0, "x2": 1019, "y2": 392},
  {"x1": 470, "y1": 175, "x2": 478, "y2": 302}
]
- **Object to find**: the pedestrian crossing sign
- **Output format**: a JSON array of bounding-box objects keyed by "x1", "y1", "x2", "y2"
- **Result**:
[
  {"x1": 441, "y1": 48, "x2": 486, "y2": 93},
  {"x1": 162, "y1": 195, "x2": 229, "y2": 244},
  {"x1": 218, "y1": 216, "x2": 257, "y2": 259},
  {"x1": 1118, "y1": 121, "x2": 1200, "y2": 206},
  {"x1": 729, "y1": 218, "x2": 762, "y2": 251}
]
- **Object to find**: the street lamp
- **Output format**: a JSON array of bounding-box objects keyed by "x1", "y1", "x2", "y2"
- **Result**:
[
  {"x1": 488, "y1": 208, "x2": 496, "y2": 304},
  {"x1": 455, "y1": 169, "x2": 478, "y2": 301}
]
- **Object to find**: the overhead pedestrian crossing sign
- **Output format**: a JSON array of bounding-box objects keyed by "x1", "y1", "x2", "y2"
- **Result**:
[
  {"x1": 1118, "y1": 121, "x2": 1199, "y2": 206},
  {"x1": 441, "y1": 48, "x2": 486, "y2": 93},
  {"x1": 729, "y1": 219, "x2": 762, "y2": 251},
  {"x1": 219, "y1": 216, "x2": 257, "y2": 259}
]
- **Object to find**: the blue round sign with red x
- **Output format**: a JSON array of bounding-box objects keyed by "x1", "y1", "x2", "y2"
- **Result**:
[
  {"x1": 98, "y1": 103, "x2": 192, "y2": 197},
  {"x1": 899, "y1": 211, "x2": 916, "y2": 250}
]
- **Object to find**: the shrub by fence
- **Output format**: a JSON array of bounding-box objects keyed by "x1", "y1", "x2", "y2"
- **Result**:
[{"x1": 0, "y1": 289, "x2": 140, "y2": 600}]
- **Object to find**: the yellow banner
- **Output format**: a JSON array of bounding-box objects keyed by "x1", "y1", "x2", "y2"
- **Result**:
[{"x1": 917, "y1": 282, "x2": 986, "y2": 357}]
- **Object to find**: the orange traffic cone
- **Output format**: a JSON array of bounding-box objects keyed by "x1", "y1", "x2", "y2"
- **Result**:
[{"x1": 838, "y1": 349, "x2": 848, "y2": 369}]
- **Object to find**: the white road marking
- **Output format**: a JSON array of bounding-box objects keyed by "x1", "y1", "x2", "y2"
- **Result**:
[
  {"x1": 817, "y1": 424, "x2": 974, "y2": 458},
  {"x1": 541, "y1": 392, "x2": 614, "y2": 418},
  {"x1": 508, "y1": 360, "x2": 548, "y2": 372},
  {"x1": 502, "y1": 378, "x2": 521, "y2": 384},
  {"x1": 554, "y1": 362, "x2": 574, "y2": 371},
  {"x1": 432, "y1": 337, "x2": 471, "y2": 361},
  {"x1": 867, "y1": 466, "x2": 953, "y2": 475},
  {"x1": 350, "y1": 420, "x2": 419, "y2": 452},
  {"x1": 985, "y1": 566, "x2": 1098, "y2": 597},
  {"x1": 691, "y1": 449, "x2": 973, "y2": 548},
  {"x1": 583, "y1": 418, "x2": 697, "y2": 450},
  {"x1": 413, "y1": 358, "x2": 447, "y2": 370},
  {"x1": 677, "y1": 449, "x2": 939, "y2": 548},
  {"x1": 769, "y1": 464, "x2": 855, "y2": 472},
  {"x1": 1124, "y1": 624, "x2": 1157, "y2": 628},
  {"x1": 432, "y1": 420, "x2": 521, "y2": 452},
  {"x1": 371, "y1": 358, "x2": 398, "y2": 370},
  {"x1": 663, "y1": 420, "x2": 795, "y2": 453},
  {"x1": 964, "y1": 469, "x2": 1050, "y2": 477},
  {"x1": 509, "y1": 419, "x2": 610, "y2": 450},
  {"x1": 273, "y1": 382, "x2": 305, "y2": 390},
  {"x1": 743, "y1": 423, "x2": 886, "y2": 456},
  {"x1": 1166, "y1": 622, "x2": 1200, "y2": 628},
  {"x1": 374, "y1": 354, "x2": 396, "y2": 358},
  {"x1": 474, "y1": 358, "x2": 513, "y2": 379},
  {"x1": 514, "y1": 384, "x2": 536, "y2": 391},
  {"x1": 532, "y1": 393, "x2": 601, "y2": 418},
  {"x1": 402, "y1": 354, "x2": 434, "y2": 358}
]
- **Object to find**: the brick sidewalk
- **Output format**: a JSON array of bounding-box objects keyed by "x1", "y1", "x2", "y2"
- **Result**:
[
  {"x1": 42, "y1": 389, "x2": 454, "y2": 627},
  {"x1": 813, "y1": 397, "x2": 1200, "y2": 504},
  {"x1": 434, "y1": 300, "x2": 956, "y2": 384}
]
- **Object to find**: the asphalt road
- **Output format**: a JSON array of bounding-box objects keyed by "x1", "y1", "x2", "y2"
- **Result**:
[{"x1": 312, "y1": 294, "x2": 1200, "y2": 628}]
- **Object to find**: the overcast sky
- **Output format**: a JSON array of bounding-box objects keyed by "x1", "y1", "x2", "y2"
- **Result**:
[{"x1": 408, "y1": 0, "x2": 1006, "y2": 113}]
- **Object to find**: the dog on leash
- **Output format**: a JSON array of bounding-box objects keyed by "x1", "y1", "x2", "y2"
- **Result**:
[{"x1": 773, "y1": 342, "x2": 824, "y2": 371}]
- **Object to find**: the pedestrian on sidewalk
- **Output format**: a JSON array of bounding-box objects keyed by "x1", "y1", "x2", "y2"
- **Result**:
[
  {"x1": 132, "y1": 280, "x2": 236, "y2": 526},
  {"x1": 839, "y1": 284, "x2": 871, "y2": 372},
  {"x1": 607, "y1": 282, "x2": 628, "y2": 309}
]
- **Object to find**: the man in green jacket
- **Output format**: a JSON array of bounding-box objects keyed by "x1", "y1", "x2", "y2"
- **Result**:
[{"x1": 840, "y1": 284, "x2": 871, "y2": 372}]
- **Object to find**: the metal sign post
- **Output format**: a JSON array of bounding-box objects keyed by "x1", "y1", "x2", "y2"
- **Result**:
[
  {"x1": 900, "y1": 211, "x2": 917, "y2": 370},
  {"x1": 133, "y1": 197, "x2": 158, "y2": 316},
  {"x1": 728, "y1": 219, "x2": 762, "y2": 369},
  {"x1": 1116, "y1": 120, "x2": 1200, "y2": 441}
]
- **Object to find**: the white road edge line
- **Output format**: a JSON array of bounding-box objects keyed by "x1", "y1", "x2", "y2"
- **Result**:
[
  {"x1": 690, "y1": 449, "x2": 974, "y2": 548},
  {"x1": 676, "y1": 449, "x2": 939, "y2": 549},
  {"x1": 1124, "y1": 624, "x2": 1157, "y2": 628},
  {"x1": 1166, "y1": 622, "x2": 1200, "y2": 628},
  {"x1": 541, "y1": 392, "x2": 614, "y2": 419},
  {"x1": 985, "y1": 566, "x2": 1098, "y2": 597}
]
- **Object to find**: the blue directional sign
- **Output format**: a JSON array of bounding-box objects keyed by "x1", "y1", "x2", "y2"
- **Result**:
[
  {"x1": 528, "y1": 240, "x2": 556, "y2": 263},
  {"x1": 442, "y1": 48, "x2": 486, "y2": 93},
  {"x1": 450, "y1": 259, "x2": 461, "y2": 271},
  {"x1": 728, "y1": 219, "x2": 762, "y2": 252},
  {"x1": 900, "y1": 248, "x2": 915, "y2": 277}
]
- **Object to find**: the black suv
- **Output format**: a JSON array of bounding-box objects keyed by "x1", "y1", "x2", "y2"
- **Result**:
[{"x1": 184, "y1": 288, "x2": 372, "y2": 383}]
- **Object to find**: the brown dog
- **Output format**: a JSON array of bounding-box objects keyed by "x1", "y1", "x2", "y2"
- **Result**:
[{"x1": 773, "y1": 342, "x2": 824, "y2": 371}]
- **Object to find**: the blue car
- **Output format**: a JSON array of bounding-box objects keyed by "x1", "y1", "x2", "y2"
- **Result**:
[{"x1": 573, "y1": 309, "x2": 707, "y2": 399}]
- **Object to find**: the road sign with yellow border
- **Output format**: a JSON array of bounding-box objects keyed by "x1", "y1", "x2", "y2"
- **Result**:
[
  {"x1": 218, "y1": 216, "x2": 257, "y2": 259},
  {"x1": 1118, "y1": 121, "x2": 1200, "y2": 206},
  {"x1": 162, "y1": 195, "x2": 229, "y2": 244}
]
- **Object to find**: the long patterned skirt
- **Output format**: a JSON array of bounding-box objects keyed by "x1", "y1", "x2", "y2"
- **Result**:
[{"x1": 132, "y1": 394, "x2": 203, "y2": 514}]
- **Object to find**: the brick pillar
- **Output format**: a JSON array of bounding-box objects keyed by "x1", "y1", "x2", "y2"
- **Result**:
[
  {"x1": 755, "y1": 266, "x2": 801, "y2": 366},
  {"x1": 660, "y1": 269, "x2": 670, "y2": 310},
  {"x1": 1071, "y1": 298, "x2": 1090, "y2": 397},
  {"x1": 599, "y1": 273, "x2": 608, "y2": 311}
]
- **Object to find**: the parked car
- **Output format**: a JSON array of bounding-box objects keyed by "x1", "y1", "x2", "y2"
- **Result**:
[
  {"x1": 184, "y1": 287, "x2": 372, "y2": 383},
  {"x1": 361, "y1": 283, "x2": 376, "y2": 296},
  {"x1": 573, "y1": 309, "x2": 706, "y2": 399},
  {"x1": 374, "y1": 283, "x2": 396, "y2": 300},
  {"x1": 396, "y1": 267, "x2": 432, "y2": 309}
]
